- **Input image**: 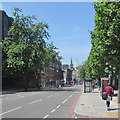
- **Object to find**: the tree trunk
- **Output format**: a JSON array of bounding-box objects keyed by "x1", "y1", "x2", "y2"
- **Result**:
[
  {"x1": 118, "y1": 66, "x2": 120, "y2": 103},
  {"x1": 110, "y1": 67, "x2": 113, "y2": 86},
  {"x1": 114, "y1": 70, "x2": 118, "y2": 90},
  {"x1": 24, "y1": 73, "x2": 28, "y2": 91}
]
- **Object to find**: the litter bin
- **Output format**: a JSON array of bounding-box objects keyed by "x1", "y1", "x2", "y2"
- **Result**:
[{"x1": 84, "y1": 78, "x2": 92, "y2": 93}]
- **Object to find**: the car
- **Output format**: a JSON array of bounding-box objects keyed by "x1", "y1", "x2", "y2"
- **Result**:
[{"x1": 70, "y1": 81, "x2": 74, "y2": 85}]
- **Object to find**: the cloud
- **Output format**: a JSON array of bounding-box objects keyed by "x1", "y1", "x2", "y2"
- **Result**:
[
  {"x1": 73, "y1": 25, "x2": 80, "y2": 31},
  {"x1": 58, "y1": 45, "x2": 91, "y2": 55}
]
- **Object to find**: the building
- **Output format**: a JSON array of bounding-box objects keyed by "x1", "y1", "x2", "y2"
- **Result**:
[
  {"x1": 62, "y1": 64, "x2": 69, "y2": 85},
  {"x1": 40, "y1": 60, "x2": 63, "y2": 88},
  {"x1": 0, "y1": 10, "x2": 13, "y2": 42},
  {"x1": 62, "y1": 58, "x2": 78, "y2": 85},
  {"x1": 1, "y1": 10, "x2": 14, "y2": 89},
  {"x1": 62, "y1": 64, "x2": 72, "y2": 85},
  {"x1": 70, "y1": 58, "x2": 74, "y2": 70}
]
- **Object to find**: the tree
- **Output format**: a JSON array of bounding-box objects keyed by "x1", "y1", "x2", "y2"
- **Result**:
[
  {"x1": 2, "y1": 8, "x2": 61, "y2": 90},
  {"x1": 85, "y1": 2, "x2": 120, "y2": 91},
  {"x1": 79, "y1": 62, "x2": 86, "y2": 80}
]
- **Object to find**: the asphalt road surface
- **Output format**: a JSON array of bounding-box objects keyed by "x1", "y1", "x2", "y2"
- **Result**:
[{"x1": 1, "y1": 85, "x2": 83, "y2": 119}]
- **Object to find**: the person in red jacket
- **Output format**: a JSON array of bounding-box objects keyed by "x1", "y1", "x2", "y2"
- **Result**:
[{"x1": 104, "y1": 83, "x2": 114, "y2": 111}]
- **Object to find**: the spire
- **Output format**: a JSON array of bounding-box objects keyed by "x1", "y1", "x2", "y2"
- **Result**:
[{"x1": 70, "y1": 58, "x2": 73, "y2": 70}]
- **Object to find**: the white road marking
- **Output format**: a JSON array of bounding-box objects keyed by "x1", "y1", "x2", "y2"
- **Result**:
[
  {"x1": 75, "y1": 92, "x2": 79, "y2": 93},
  {"x1": 29, "y1": 99, "x2": 42, "y2": 104},
  {"x1": 56, "y1": 105, "x2": 60, "y2": 108},
  {"x1": 75, "y1": 116, "x2": 78, "y2": 119},
  {"x1": 51, "y1": 109, "x2": 56, "y2": 113},
  {"x1": 0, "y1": 106, "x2": 21, "y2": 116},
  {"x1": 46, "y1": 95, "x2": 52, "y2": 98},
  {"x1": 0, "y1": 95, "x2": 7, "y2": 97},
  {"x1": 62, "y1": 99, "x2": 68, "y2": 104},
  {"x1": 69, "y1": 95, "x2": 72, "y2": 98},
  {"x1": 43, "y1": 114, "x2": 49, "y2": 119}
]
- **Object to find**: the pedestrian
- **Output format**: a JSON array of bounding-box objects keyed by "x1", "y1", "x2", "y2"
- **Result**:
[
  {"x1": 92, "y1": 83, "x2": 95, "y2": 91},
  {"x1": 104, "y1": 83, "x2": 114, "y2": 111},
  {"x1": 57, "y1": 84, "x2": 59, "y2": 88}
]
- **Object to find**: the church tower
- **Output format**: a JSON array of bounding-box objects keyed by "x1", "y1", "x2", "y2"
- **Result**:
[{"x1": 70, "y1": 58, "x2": 73, "y2": 70}]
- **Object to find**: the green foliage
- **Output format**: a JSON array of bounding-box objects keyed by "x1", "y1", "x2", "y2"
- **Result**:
[
  {"x1": 78, "y1": 62, "x2": 86, "y2": 80},
  {"x1": 85, "y1": 2, "x2": 120, "y2": 82},
  {"x1": 2, "y1": 8, "x2": 62, "y2": 87}
]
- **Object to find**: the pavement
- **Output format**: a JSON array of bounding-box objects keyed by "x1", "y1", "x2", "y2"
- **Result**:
[{"x1": 74, "y1": 87, "x2": 120, "y2": 119}]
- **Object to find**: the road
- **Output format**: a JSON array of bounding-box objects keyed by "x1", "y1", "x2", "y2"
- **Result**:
[{"x1": 1, "y1": 85, "x2": 83, "y2": 118}]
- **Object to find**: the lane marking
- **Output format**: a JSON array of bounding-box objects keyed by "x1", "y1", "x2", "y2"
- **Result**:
[
  {"x1": 46, "y1": 95, "x2": 52, "y2": 98},
  {"x1": 29, "y1": 99, "x2": 42, "y2": 104},
  {"x1": 75, "y1": 92, "x2": 80, "y2": 94},
  {"x1": 51, "y1": 109, "x2": 56, "y2": 113},
  {"x1": 69, "y1": 95, "x2": 72, "y2": 98},
  {"x1": 75, "y1": 116, "x2": 78, "y2": 119},
  {"x1": 43, "y1": 114, "x2": 49, "y2": 119},
  {"x1": 56, "y1": 105, "x2": 60, "y2": 108},
  {"x1": 62, "y1": 99, "x2": 68, "y2": 104},
  {"x1": 0, "y1": 106, "x2": 21, "y2": 116}
]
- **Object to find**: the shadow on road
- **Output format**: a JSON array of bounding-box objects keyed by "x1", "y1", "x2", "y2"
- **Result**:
[{"x1": 1, "y1": 86, "x2": 80, "y2": 95}]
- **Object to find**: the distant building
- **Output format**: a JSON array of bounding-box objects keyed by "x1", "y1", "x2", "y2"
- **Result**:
[
  {"x1": 70, "y1": 58, "x2": 73, "y2": 70},
  {"x1": 62, "y1": 64, "x2": 69, "y2": 85},
  {"x1": 0, "y1": 10, "x2": 13, "y2": 42},
  {"x1": 62, "y1": 64, "x2": 72, "y2": 85},
  {"x1": 40, "y1": 60, "x2": 63, "y2": 88}
]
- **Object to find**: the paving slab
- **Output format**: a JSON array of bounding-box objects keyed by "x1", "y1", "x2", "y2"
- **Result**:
[{"x1": 74, "y1": 88, "x2": 120, "y2": 118}]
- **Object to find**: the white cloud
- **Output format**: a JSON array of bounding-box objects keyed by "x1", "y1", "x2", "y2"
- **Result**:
[
  {"x1": 59, "y1": 45, "x2": 91, "y2": 55},
  {"x1": 73, "y1": 25, "x2": 80, "y2": 31},
  {"x1": 56, "y1": 45, "x2": 91, "y2": 65}
]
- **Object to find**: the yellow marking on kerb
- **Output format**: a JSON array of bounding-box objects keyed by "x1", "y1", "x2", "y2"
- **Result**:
[{"x1": 106, "y1": 112, "x2": 120, "y2": 116}]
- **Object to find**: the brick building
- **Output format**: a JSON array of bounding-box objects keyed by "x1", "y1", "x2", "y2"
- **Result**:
[{"x1": 40, "y1": 60, "x2": 63, "y2": 88}]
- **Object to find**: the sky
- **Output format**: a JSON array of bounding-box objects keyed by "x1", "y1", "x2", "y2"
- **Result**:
[{"x1": 1, "y1": 2, "x2": 95, "y2": 67}]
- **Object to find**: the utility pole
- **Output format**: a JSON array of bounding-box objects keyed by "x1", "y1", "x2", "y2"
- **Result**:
[{"x1": 118, "y1": 66, "x2": 120, "y2": 103}]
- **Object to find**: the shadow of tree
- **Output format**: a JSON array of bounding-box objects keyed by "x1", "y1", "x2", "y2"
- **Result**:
[{"x1": 110, "y1": 108, "x2": 120, "y2": 111}]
